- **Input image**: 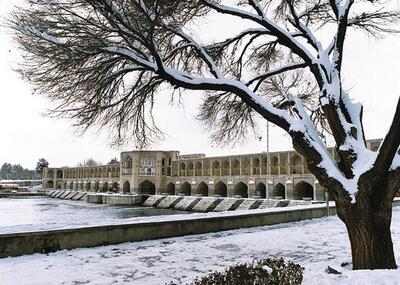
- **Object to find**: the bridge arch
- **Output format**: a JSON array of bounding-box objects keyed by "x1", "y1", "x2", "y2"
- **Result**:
[
  {"x1": 273, "y1": 183, "x2": 285, "y2": 199},
  {"x1": 234, "y1": 182, "x2": 248, "y2": 198},
  {"x1": 94, "y1": 181, "x2": 100, "y2": 192},
  {"x1": 165, "y1": 182, "x2": 175, "y2": 195},
  {"x1": 294, "y1": 181, "x2": 313, "y2": 200},
  {"x1": 123, "y1": 181, "x2": 130, "y2": 193},
  {"x1": 102, "y1": 182, "x2": 109, "y2": 192},
  {"x1": 45, "y1": 180, "x2": 54, "y2": 189},
  {"x1": 138, "y1": 180, "x2": 156, "y2": 195},
  {"x1": 112, "y1": 182, "x2": 119, "y2": 192},
  {"x1": 195, "y1": 181, "x2": 209, "y2": 196},
  {"x1": 214, "y1": 181, "x2": 227, "y2": 197},
  {"x1": 179, "y1": 182, "x2": 191, "y2": 196},
  {"x1": 256, "y1": 182, "x2": 266, "y2": 198}
]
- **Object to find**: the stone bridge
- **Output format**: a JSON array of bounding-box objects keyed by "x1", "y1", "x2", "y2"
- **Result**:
[{"x1": 42, "y1": 139, "x2": 382, "y2": 202}]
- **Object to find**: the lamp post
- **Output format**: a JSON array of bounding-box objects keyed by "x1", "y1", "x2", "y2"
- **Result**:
[{"x1": 266, "y1": 121, "x2": 270, "y2": 201}]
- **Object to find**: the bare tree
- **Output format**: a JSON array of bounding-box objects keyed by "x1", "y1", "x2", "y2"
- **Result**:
[
  {"x1": 9, "y1": 0, "x2": 400, "y2": 269},
  {"x1": 78, "y1": 158, "x2": 99, "y2": 167}
]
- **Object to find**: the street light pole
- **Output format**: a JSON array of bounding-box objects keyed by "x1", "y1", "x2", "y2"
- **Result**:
[{"x1": 266, "y1": 121, "x2": 270, "y2": 201}]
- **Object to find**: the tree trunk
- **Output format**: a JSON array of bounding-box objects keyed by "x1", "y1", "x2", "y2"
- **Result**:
[
  {"x1": 335, "y1": 186, "x2": 398, "y2": 270},
  {"x1": 345, "y1": 218, "x2": 397, "y2": 269}
]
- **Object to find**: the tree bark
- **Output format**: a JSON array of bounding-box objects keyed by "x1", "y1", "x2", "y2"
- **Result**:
[
  {"x1": 335, "y1": 187, "x2": 398, "y2": 270},
  {"x1": 345, "y1": 217, "x2": 396, "y2": 269}
]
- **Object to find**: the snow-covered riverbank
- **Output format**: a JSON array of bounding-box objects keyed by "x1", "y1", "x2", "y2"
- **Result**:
[{"x1": 1, "y1": 206, "x2": 399, "y2": 284}]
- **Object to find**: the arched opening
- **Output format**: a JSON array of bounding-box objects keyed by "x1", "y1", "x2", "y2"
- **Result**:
[
  {"x1": 166, "y1": 182, "x2": 175, "y2": 195},
  {"x1": 112, "y1": 182, "x2": 119, "y2": 192},
  {"x1": 94, "y1": 181, "x2": 99, "y2": 192},
  {"x1": 271, "y1": 156, "x2": 279, "y2": 175},
  {"x1": 56, "y1": 170, "x2": 63, "y2": 178},
  {"x1": 252, "y1": 157, "x2": 260, "y2": 175},
  {"x1": 256, "y1": 182, "x2": 266, "y2": 198},
  {"x1": 86, "y1": 182, "x2": 91, "y2": 191},
  {"x1": 187, "y1": 163, "x2": 194, "y2": 176},
  {"x1": 45, "y1": 180, "x2": 54, "y2": 189},
  {"x1": 56, "y1": 181, "x2": 62, "y2": 189},
  {"x1": 222, "y1": 160, "x2": 230, "y2": 176},
  {"x1": 195, "y1": 162, "x2": 202, "y2": 176},
  {"x1": 294, "y1": 181, "x2": 313, "y2": 200},
  {"x1": 202, "y1": 160, "x2": 210, "y2": 176},
  {"x1": 212, "y1": 161, "x2": 221, "y2": 176},
  {"x1": 232, "y1": 159, "x2": 240, "y2": 175},
  {"x1": 291, "y1": 155, "x2": 302, "y2": 174},
  {"x1": 234, "y1": 182, "x2": 248, "y2": 198},
  {"x1": 214, "y1": 181, "x2": 227, "y2": 197},
  {"x1": 179, "y1": 163, "x2": 186, "y2": 176},
  {"x1": 196, "y1": 182, "x2": 209, "y2": 196},
  {"x1": 48, "y1": 170, "x2": 54, "y2": 178},
  {"x1": 272, "y1": 183, "x2": 285, "y2": 199},
  {"x1": 242, "y1": 158, "x2": 250, "y2": 175},
  {"x1": 139, "y1": 180, "x2": 156, "y2": 195},
  {"x1": 123, "y1": 181, "x2": 130, "y2": 193},
  {"x1": 102, "y1": 182, "x2": 109, "y2": 192},
  {"x1": 179, "y1": 182, "x2": 191, "y2": 196},
  {"x1": 63, "y1": 182, "x2": 67, "y2": 189},
  {"x1": 261, "y1": 156, "x2": 268, "y2": 174},
  {"x1": 69, "y1": 182, "x2": 73, "y2": 190}
]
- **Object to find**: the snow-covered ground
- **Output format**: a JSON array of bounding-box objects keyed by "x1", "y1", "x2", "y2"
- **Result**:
[
  {"x1": 1, "y1": 207, "x2": 399, "y2": 284},
  {"x1": 0, "y1": 197, "x2": 188, "y2": 234}
]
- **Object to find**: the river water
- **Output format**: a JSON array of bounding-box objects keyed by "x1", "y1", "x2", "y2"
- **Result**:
[{"x1": 0, "y1": 197, "x2": 188, "y2": 234}]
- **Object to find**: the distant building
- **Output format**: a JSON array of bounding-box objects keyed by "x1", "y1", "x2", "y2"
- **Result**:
[{"x1": 42, "y1": 139, "x2": 382, "y2": 201}]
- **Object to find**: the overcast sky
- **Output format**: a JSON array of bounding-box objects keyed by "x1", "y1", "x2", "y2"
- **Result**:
[{"x1": 1, "y1": 0, "x2": 400, "y2": 169}]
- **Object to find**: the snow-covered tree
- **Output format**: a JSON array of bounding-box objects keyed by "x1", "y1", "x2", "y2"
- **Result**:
[
  {"x1": 9, "y1": 0, "x2": 400, "y2": 269},
  {"x1": 36, "y1": 158, "x2": 49, "y2": 177}
]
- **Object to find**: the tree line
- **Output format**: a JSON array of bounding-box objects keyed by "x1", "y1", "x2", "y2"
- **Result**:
[{"x1": 0, "y1": 158, "x2": 48, "y2": 180}]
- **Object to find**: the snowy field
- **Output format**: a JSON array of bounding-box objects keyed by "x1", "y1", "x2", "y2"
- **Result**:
[
  {"x1": 1, "y1": 207, "x2": 399, "y2": 284},
  {"x1": 0, "y1": 197, "x2": 188, "y2": 234}
]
